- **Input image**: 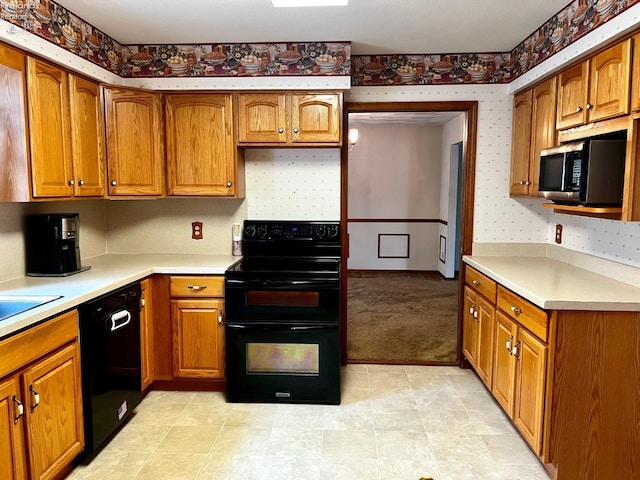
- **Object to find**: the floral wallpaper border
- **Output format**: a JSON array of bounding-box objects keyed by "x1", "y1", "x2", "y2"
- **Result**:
[{"x1": 0, "y1": 0, "x2": 637, "y2": 85}]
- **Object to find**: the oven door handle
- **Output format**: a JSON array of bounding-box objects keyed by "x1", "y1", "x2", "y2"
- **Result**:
[
  {"x1": 226, "y1": 323, "x2": 337, "y2": 331},
  {"x1": 226, "y1": 279, "x2": 336, "y2": 288}
]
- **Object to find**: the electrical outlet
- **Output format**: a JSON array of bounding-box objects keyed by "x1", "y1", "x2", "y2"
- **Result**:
[
  {"x1": 192, "y1": 221, "x2": 203, "y2": 240},
  {"x1": 555, "y1": 224, "x2": 562, "y2": 244}
]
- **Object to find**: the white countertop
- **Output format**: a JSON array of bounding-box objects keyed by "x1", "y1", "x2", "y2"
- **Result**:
[
  {"x1": 463, "y1": 255, "x2": 640, "y2": 311},
  {"x1": 0, "y1": 254, "x2": 240, "y2": 339}
]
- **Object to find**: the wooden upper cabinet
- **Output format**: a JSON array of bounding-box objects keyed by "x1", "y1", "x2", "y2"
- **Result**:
[
  {"x1": 237, "y1": 92, "x2": 341, "y2": 145},
  {"x1": 238, "y1": 93, "x2": 287, "y2": 143},
  {"x1": 556, "y1": 61, "x2": 589, "y2": 130},
  {"x1": 104, "y1": 88, "x2": 165, "y2": 196},
  {"x1": 0, "y1": 44, "x2": 30, "y2": 202},
  {"x1": 509, "y1": 90, "x2": 532, "y2": 196},
  {"x1": 528, "y1": 77, "x2": 557, "y2": 196},
  {"x1": 290, "y1": 93, "x2": 341, "y2": 143},
  {"x1": 588, "y1": 39, "x2": 631, "y2": 123},
  {"x1": 166, "y1": 94, "x2": 240, "y2": 196},
  {"x1": 26, "y1": 57, "x2": 73, "y2": 198},
  {"x1": 69, "y1": 75, "x2": 105, "y2": 197},
  {"x1": 557, "y1": 38, "x2": 631, "y2": 129}
]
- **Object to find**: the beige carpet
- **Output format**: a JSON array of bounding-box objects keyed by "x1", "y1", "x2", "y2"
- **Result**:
[{"x1": 347, "y1": 271, "x2": 459, "y2": 364}]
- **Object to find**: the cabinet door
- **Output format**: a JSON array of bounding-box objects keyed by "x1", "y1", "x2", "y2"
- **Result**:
[
  {"x1": 556, "y1": 61, "x2": 589, "y2": 130},
  {"x1": 0, "y1": 377, "x2": 27, "y2": 480},
  {"x1": 26, "y1": 58, "x2": 73, "y2": 198},
  {"x1": 237, "y1": 93, "x2": 287, "y2": 143},
  {"x1": 171, "y1": 299, "x2": 225, "y2": 379},
  {"x1": 166, "y1": 94, "x2": 236, "y2": 195},
  {"x1": 104, "y1": 88, "x2": 165, "y2": 196},
  {"x1": 462, "y1": 286, "x2": 478, "y2": 367},
  {"x1": 513, "y1": 327, "x2": 547, "y2": 456},
  {"x1": 22, "y1": 342, "x2": 84, "y2": 480},
  {"x1": 509, "y1": 90, "x2": 532, "y2": 196},
  {"x1": 140, "y1": 278, "x2": 153, "y2": 391},
  {"x1": 492, "y1": 311, "x2": 518, "y2": 417},
  {"x1": 69, "y1": 75, "x2": 105, "y2": 197},
  {"x1": 290, "y1": 93, "x2": 341, "y2": 144},
  {"x1": 475, "y1": 295, "x2": 495, "y2": 389},
  {"x1": 0, "y1": 44, "x2": 30, "y2": 202},
  {"x1": 588, "y1": 39, "x2": 631, "y2": 123},
  {"x1": 529, "y1": 77, "x2": 557, "y2": 196},
  {"x1": 631, "y1": 33, "x2": 640, "y2": 112}
]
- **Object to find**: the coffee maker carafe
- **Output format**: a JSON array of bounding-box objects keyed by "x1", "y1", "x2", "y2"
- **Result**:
[{"x1": 26, "y1": 213, "x2": 90, "y2": 276}]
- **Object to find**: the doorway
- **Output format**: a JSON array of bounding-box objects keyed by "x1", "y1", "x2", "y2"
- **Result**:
[{"x1": 340, "y1": 101, "x2": 478, "y2": 365}]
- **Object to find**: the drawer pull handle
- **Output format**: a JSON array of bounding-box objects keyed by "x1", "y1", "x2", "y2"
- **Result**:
[
  {"x1": 506, "y1": 334, "x2": 513, "y2": 352},
  {"x1": 188, "y1": 285, "x2": 207, "y2": 291},
  {"x1": 511, "y1": 305, "x2": 522, "y2": 315},
  {"x1": 512, "y1": 340, "x2": 521, "y2": 359},
  {"x1": 13, "y1": 396, "x2": 24, "y2": 424},
  {"x1": 218, "y1": 309, "x2": 224, "y2": 326},
  {"x1": 469, "y1": 305, "x2": 475, "y2": 315},
  {"x1": 29, "y1": 385, "x2": 40, "y2": 412},
  {"x1": 472, "y1": 280, "x2": 480, "y2": 286}
]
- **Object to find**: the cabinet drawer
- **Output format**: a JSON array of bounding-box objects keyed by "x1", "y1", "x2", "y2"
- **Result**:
[
  {"x1": 170, "y1": 276, "x2": 224, "y2": 297},
  {"x1": 465, "y1": 265, "x2": 497, "y2": 303},
  {"x1": 497, "y1": 286, "x2": 548, "y2": 342}
]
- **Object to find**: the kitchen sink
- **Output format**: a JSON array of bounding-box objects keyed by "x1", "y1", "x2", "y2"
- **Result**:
[{"x1": 0, "y1": 295, "x2": 62, "y2": 322}]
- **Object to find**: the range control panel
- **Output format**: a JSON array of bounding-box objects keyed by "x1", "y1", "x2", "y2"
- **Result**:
[{"x1": 243, "y1": 220, "x2": 340, "y2": 242}]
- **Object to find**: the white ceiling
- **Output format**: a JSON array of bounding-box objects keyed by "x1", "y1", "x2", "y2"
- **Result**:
[{"x1": 56, "y1": 0, "x2": 571, "y2": 54}]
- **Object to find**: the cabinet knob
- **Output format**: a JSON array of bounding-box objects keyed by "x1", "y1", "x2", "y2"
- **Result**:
[
  {"x1": 187, "y1": 285, "x2": 207, "y2": 291},
  {"x1": 78, "y1": 180, "x2": 84, "y2": 186},
  {"x1": 12, "y1": 396, "x2": 23, "y2": 424},
  {"x1": 68, "y1": 179, "x2": 74, "y2": 186},
  {"x1": 293, "y1": 127, "x2": 299, "y2": 134},
  {"x1": 586, "y1": 103, "x2": 592, "y2": 110},
  {"x1": 226, "y1": 181, "x2": 232, "y2": 188},
  {"x1": 506, "y1": 334, "x2": 514, "y2": 352},
  {"x1": 29, "y1": 385, "x2": 40, "y2": 412},
  {"x1": 111, "y1": 180, "x2": 117, "y2": 186},
  {"x1": 511, "y1": 305, "x2": 523, "y2": 315},
  {"x1": 576, "y1": 106, "x2": 583, "y2": 113},
  {"x1": 519, "y1": 180, "x2": 525, "y2": 185},
  {"x1": 512, "y1": 340, "x2": 521, "y2": 359},
  {"x1": 278, "y1": 128, "x2": 284, "y2": 133},
  {"x1": 472, "y1": 280, "x2": 480, "y2": 286},
  {"x1": 525, "y1": 181, "x2": 531, "y2": 186}
]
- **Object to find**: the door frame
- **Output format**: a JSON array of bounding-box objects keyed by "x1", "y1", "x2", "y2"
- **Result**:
[{"x1": 340, "y1": 101, "x2": 478, "y2": 365}]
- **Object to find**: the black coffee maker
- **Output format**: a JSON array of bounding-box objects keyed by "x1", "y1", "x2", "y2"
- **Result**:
[{"x1": 26, "y1": 213, "x2": 91, "y2": 276}]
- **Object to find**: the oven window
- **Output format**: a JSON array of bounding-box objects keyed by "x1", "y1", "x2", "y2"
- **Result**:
[
  {"x1": 246, "y1": 343, "x2": 320, "y2": 376},
  {"x1": 246, "y1": 291, "x2": 320, "y2": 307}
]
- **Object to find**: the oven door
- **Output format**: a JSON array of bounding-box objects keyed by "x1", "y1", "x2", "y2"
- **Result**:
[
  {"x1": 225, "y1": 322, "x2": 340, "y2": 404},
  {"x1": 225, "y1": 278, "x2": 339, "y2": 323}
]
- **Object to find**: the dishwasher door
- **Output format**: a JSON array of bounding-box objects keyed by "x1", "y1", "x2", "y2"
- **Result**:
[{"x1": 79, "y1": 282, "x2": 142, "y2": 458}]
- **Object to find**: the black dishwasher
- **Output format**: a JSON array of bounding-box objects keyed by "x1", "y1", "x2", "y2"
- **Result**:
[{"x1": 78, "y1": 282, "x2": 142, "y2": 458}]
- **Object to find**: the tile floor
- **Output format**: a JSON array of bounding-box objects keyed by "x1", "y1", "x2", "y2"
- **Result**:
[{"x1": 68, "y1": 365, "x2": 550, "y2": 480}]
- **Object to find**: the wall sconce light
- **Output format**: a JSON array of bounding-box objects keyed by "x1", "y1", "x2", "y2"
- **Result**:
[{"x1": 348, "y1": 128, "x2": 359, "y2": 151}]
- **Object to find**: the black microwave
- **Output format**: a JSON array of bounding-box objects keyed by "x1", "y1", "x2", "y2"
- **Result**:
[{"x1": 538, "y1": 139, "x2": 626, "y2": 205}]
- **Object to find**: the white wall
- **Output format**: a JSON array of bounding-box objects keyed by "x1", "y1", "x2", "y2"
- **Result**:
[
  {"x1": 439, "y1": 114, "x2": 465, "y2": 278},
  {"x1": 347, "y1": 124, "x2": 443, "y2": 270}
]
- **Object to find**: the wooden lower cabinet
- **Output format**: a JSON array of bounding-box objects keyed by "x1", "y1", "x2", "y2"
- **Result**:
[
  {"x1": 491, "y1": 310, "x2": 547, "y2": 455},
  {"x1": 513, "y1": 327, "x2": 547, "y2": 453},
  {"x1": 170, "y1": 276, "x2": 225, "y2": 380},
  {"x1": 462, "y1": 287, "x2": 495, "y2": 388},
  {"x1": 492, "y1": 311, "x2": 518, "y2": 416},
  {"x1": 0, "y1": 310, "x2": 83, "y2": 480},
  {"x1": 0, "y1": 377, "x2": 27, "y2": 480},
  {"x1": 22, "y1": 343, "x2": 83, "y2": 480},
  {"x1": 140, "y1": 278, "x2": 154, "y2": 390}
]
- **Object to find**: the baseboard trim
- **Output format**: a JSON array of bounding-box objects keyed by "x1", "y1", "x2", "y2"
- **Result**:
[{"x1": 347, "y1": 359, "x2": 459, "y2": 367}]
